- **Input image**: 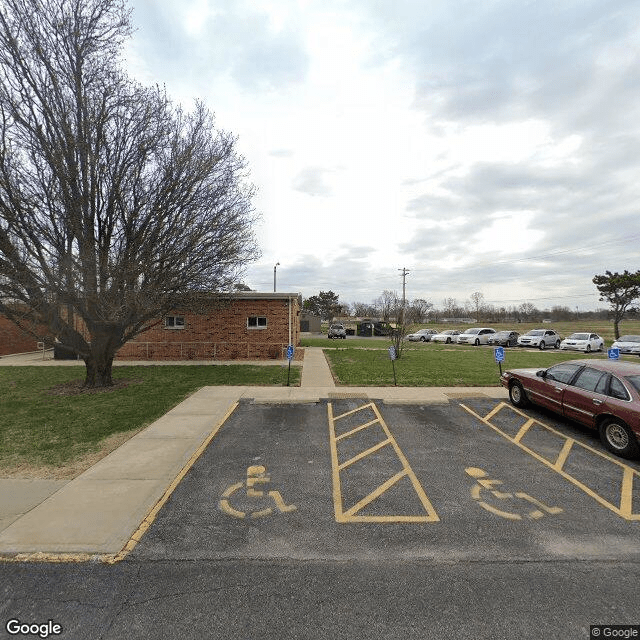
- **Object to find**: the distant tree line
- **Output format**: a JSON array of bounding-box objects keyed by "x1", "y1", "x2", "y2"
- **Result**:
[{"x1": 303, "y1": 289, "x2": 617, "y2": 325}]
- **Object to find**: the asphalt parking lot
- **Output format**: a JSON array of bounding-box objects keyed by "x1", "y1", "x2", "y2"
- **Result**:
[
  {"x1": 132, "y1": 397, "x2": 640, "y2": 563},
  {"x1": 4, "y1": 395, "x2": 640, "y2": 640}
]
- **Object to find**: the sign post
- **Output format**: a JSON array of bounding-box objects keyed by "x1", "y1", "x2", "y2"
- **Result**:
[
  {"x1": 388, "y1": 345, "x2": 397, "y2": 386},
  {"x1": 286, "y1": 345, "x2": 294, "y2": 386},
  {"x1": 494, "y1": 346, "x2": 505, "y2": 376}
]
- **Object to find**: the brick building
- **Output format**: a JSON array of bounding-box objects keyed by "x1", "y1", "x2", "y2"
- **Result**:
[
  {"x1": 116, "y1": 292, "x2": 302, "y2": 361},
  {"x1": 0, "y1": 308, "x2": 51, "y2": 356}
]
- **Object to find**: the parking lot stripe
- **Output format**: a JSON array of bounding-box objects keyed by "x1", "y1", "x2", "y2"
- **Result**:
[
  {"x1": 342, "y1": 470, "x2": 408, "y2": 518},
  {"x1": 327, "y1": 401, "x2": 440, "y2": 524},
  {"x1": 513, "y1": 418, "x2": 535, "y2": 444},
  {"x1": 554, "y1": 438, "x2": 575, "y2": 471},
  {"x1": 338, "y1": 438, "x2": 392, "y2": 470},
  {"x1": 335, "y1": 418, "x2": 380, "y2": 442},
  {"x1": 461, "y1": 402, "x2": 640, "y2": 521}
]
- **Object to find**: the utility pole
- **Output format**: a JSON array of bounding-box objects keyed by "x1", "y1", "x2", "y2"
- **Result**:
[{"x1": 398, "y1": 267, "x2": 409, "y2": 324}]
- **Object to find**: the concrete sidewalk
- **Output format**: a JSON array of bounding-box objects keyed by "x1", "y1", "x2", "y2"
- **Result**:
[{"x1": 0, "y1": 347, "x2": 507, "y2": 559}]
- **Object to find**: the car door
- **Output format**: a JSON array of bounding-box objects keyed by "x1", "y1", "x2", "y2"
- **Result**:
[
  {"x1": 527, "y1": 363, "x2": 583, "y2": 413},
  {"x1": 561, "y1": 367, "x2": 609, "y2": 427}
]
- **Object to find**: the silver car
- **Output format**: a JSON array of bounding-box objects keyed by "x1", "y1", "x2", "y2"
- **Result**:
[
  {"x1": 456, "y1": 327, "x2": 496, "y2": 346},
  {"x1": 406, "y1": 328, "x2": 438, "y2": 342},
  {"x1": 611, "y1": 335, "x2": 640, "y2": 355},
  {"x1": 432, "y1": 330, "x2": 461, "y2": 344},
  {"x1": 517, "y1": 329, "x2": 561, "y2": 350}
]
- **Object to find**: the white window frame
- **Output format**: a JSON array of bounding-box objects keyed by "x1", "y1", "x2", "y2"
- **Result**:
[
  {"x1": 247, "y1": 316, "x2": 268, "y2": 329},
  {"x1": 164, "y1": 315, "x2": 185, "y2": 329}
]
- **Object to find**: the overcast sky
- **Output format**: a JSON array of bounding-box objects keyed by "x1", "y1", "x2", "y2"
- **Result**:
[{"x1": 125, "y1": 0, "x2": 640, "y2": 311}]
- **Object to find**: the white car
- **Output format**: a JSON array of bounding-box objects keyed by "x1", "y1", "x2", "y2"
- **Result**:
[
  {"x1": 455, "y1": 327, "x2": 496, "y2": 346},
  {"x1": 517, "y1": 329, "x2": 561, "y2": 350},
  {"x1": 559, "y1": 332, "x2": 605, "y2": 352},
  {"x1": 431, "y1": 329, "x2": 461, "y2": 344},
  {"x1": 611, "y1": 335, "x2": 640, "y2": 355},
  {"x1": 406, "y1": 328, "x2": 438, "y2": 342}
]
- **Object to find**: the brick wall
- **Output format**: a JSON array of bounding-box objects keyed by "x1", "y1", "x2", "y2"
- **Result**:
[
  {"x1": 116, "y1": 295, "x2": 302, "y2": 361},
  {"x1": 0, "y1": 314, "x2": 45, "y2": 356}
]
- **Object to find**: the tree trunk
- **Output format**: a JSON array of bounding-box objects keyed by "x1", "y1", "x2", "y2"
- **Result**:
[{"x1": 84, "y1": 353, "x2": 114, "y2": 387}]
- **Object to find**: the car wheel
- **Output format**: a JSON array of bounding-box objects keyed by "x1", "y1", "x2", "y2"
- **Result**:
[
  {"x1": 555, "y1": 340, "x2": 560, "y2": 349},
  {"x1": 446, "y1": 338, "x2": 451, "y2": 344},
  {"x1": 509, "y1": 382, "x2": 529, "y2": 408},
  {"x1": 420, "y1": 337, "x2": 427, "y2": 342},
  {"x1": 586, "y1": 345, "x2": 591, "y2": 353},
  {"x1": 599, "y1": 418, "x2": 640, "y2": 459},
  {"x1": 473, "y1": 338, "x2": 479, "y2": 346},
  {"x1": 539, "y1": 341, "x2": 546, "y2": 350}
]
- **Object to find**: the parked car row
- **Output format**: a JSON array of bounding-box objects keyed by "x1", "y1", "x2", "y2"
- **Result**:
[{"x1": 405, "y1": 327, "x2": 640, "y2": 354}]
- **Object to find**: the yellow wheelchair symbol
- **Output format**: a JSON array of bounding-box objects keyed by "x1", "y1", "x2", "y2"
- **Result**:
[
  {"x1": 219, "y1": 465, "x2": 297, "y2": 519},
  {"x1": 465, "y1": 466, "x2": 563, "y2": 521}
]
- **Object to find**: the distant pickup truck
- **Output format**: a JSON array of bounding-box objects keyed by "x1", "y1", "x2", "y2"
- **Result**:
[{"x1": 328, "y1": 323, "x2": 347, "y2": 339}]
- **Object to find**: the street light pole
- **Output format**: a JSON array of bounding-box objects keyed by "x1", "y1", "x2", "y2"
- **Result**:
[{"x1": 273, "y1": 262, "x2": 280, "y2": 292}]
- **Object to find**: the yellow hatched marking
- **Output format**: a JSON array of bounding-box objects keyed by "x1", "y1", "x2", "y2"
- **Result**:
[
  {"x1": 328, "y1": 401, "x2": 439, "y2": 524},
  {"x1": 554, "y1": 438, "x2": 575, "y2": 471},
  {"x1": 620, "y1": 467, "x2": 635, "y2": 518},
  {"x1": 338, "y1": 438, "x2": 392, "y2": 470},
  {"x1": 343, "y1": 470, "x2": 408, "y2": 518},
  {"x1": 335, "y1": 418, "x2": 380, "y2": 442},
  {"x1": 513, "y1": 418, "x2": 535, "y2": 443},
  {"x1": 461, "y1": 402, "x2": 640, "y2": 521}
]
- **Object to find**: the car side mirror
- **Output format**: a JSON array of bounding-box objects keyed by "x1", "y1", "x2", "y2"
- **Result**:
[{"x1": 536, "y1": 369, "x2": 546, "y2": 378}]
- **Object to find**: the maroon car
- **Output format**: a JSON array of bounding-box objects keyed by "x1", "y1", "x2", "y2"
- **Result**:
[{"x1": 501, "y1": 359, "x2": 640, "y2": 459}]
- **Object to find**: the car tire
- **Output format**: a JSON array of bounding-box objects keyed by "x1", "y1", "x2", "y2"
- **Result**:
[
  {"x1": 599, "y1": 418, "x2": 640, "y2": 459},
  {"x1": 446, "y1": 338, "x2": 451, "y2": 344},
  {"x1": 509, "y1": 382, "x2": 529, "y2": 408},
  {"x1": 420, "y1": 337, "x2": 427, "y2": 342},
  {"x1": 586, "y1": 345, "x2": 591, "y2": 353},
  {"x1": 474, "y1": 339, "x2": 480, "y2": 346},
  {"x1": 539, "y1": 341, "x2": 546, "y2": 350},
  {"x1": 555, "y1": 340, "x2": 560, "y2": 349}
]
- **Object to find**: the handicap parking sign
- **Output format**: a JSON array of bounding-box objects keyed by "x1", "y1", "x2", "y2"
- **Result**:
[
  {"x1": 494, "y1": 347, "x2": 505, "y2": 363},
  {"x1": 608, "y1": 348, "x2": 620, "y2": 360},
  {"x1": 286, "y1": 345, "x2": 294, "y2": 360}
]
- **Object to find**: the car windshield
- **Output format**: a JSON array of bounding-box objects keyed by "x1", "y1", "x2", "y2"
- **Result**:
[
  {"x1": 464, "y1": 328, "x2": 481, "y2": 334},
  {"x1": 495, "y1": 331, "x2": 510, "y2": 337},
  {"x1": 626, "y1": 375, "x2": 640, "y2": 393},
  {"x1": 527, "y1": 330, "x2": 545, "y2": 336},
  {"x1": 618, "y1": 336, "x2": 640, "y2": 342},
  {"x1": 330, "y1": 325, "x2": 343, "y2": 329},
  {"x1": 568, "y1": 333, "x2": 590, "y2": 340}
]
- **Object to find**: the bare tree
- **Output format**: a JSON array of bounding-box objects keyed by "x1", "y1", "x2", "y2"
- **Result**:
[
  {"x1": 0, "y1": 0, "x2": 259, "y2": 386},
  {"x1": 376, "y1": 290, "x2": 400, "y2": 322},
  {"x1": 406, "y1": 298, "x2": 433, "y2": 324},
  {"x1": 469, "y1": 291, "x2": 485, "y2": 321}
]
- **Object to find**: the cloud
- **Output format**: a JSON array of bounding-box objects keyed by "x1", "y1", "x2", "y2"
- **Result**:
[
  {"x1": 128, "y1": 0, "x2": 310, "y2": 93},
  {"x1": 292, "y1": 167, "x2": 335, "y2": 197}
]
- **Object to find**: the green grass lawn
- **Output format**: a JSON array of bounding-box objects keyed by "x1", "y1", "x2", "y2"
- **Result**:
[
  {"x1": 0, "y1": 364, "x2": 299, "y2": 475},
  {"x1": 322, "y1": 342, "x2": 636, "y2": 386}
]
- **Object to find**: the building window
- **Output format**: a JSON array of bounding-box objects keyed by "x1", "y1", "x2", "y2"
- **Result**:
[
  {"x1": 247, "y1": 316, "x2": 267, "y2": 329},
  {"x1": 165, "y1": 315, "x2": 185, "y2": 329}
]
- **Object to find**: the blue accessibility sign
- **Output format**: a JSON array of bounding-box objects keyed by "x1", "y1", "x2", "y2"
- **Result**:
[
  {"x1": 286, "y1": 345, "x2": 294, "y2": 360},
  {"x1": 494, "y1": 347, "x2": 505, "y2": 363},
  {"x1": 608, "y1": 348, "x2": 620, "y2": 360}
]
